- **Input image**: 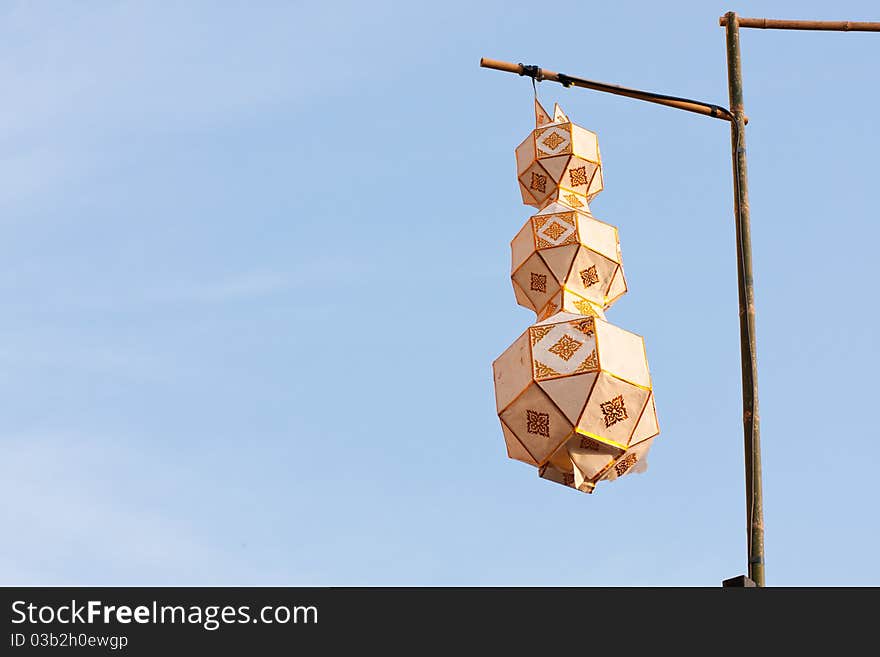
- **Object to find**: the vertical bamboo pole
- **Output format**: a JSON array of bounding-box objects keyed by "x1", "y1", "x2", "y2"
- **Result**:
[{"x1": 724, "y1": 11, "x2": 765, "y2": 587}]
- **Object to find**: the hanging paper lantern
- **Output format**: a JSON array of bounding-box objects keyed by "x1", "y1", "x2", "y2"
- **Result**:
[
  {"x1": 516, "y1": 101, "x2": 604, "y2": 210},
  {"x1": 510, "y1": 199, "x2": 626, "y2": 321},
  {"x1": 493, "y1": 100, "x2": 659, "y2": 494}
]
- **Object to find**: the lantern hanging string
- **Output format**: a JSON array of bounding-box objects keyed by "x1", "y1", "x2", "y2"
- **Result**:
[{"x1": 518, "y1": 62, "x2": 542, "y2": 102}]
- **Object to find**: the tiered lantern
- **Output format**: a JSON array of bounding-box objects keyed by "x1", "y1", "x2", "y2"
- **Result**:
[{"x1": 492, "y1": 100, "x2": 660, "y2": 494}]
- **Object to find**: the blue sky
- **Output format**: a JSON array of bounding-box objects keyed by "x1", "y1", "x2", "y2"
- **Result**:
[{"x1": 1, "y1": 0, "x2": 877, "y2": 586}]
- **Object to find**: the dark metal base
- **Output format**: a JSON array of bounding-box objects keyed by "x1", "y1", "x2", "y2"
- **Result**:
[{"x1": 722, "y1": 575, "x2": 757, "y2": 587}]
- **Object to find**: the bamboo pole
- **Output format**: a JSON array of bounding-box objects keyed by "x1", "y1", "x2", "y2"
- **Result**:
[
  {"x1": 720, "y1": 16, "x2": 880, "y2": 31},
  {"x1": 479, "y1": 58, "x2": 735, "y2": 123},
  {"x1": 724, "y1": 11, "x2": 765, "y2": 588}
]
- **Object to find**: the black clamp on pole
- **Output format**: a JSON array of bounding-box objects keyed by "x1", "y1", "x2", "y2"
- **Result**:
[
  {"x1": 556, "y1": 72, "x2": 574, "y2": 88},
  {"x1": 518, "y1": 64, "x2": 543, "y2": 81}
]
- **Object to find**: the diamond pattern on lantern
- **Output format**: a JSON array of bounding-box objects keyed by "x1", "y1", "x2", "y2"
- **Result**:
[
  {"x1": 533, "y1": 212, "x2": 577, "y2": 248},
  {"x1": 542, "y1": 132, "x2": 565, "y2": 150},
  {"x1": 600, "y1": 394, "x2": 628, "y2": 428},
  {"x1": 543, "y1": 221, "x2": 567, "y2": 241},
  {"x1": 564, "y1": 159, "x2": 599, "y2": 193},
  {"x1": 536, "y1": 125, "x2": 571, "y2": 157},
  {"x1": 529, "y1": 318, "x2": 598, "y2": 381},
  {"x1": 530, "y1": 171, "x2": 547, "y2": 193},
  {"x1": 567, "y1": 245, "x2": 622, "y2": 308},
  {"x1": 526, "y1": 410, "x2": 550, "y2": 437},
  {"x1": 569, "y1": 166, "x2": 589, "y2": 187},
  {"x1": 548, "y1": 334, "x2": 583, "y2": 362},
  {"x1": 494, "y1": 100, "x2": 658, "y2": 494},
  {"x1": 580, "y1": 265, "x2": 600, "y2": 288},
  {"x1": 517, "y1": 161, "x2": 557, "y2": 207},
  {"x1": 496, "y1": 372, "x2": 574, "y2": 465},
  {"x1": 512, "y1": 252, "x2": 562, "y2": 312},
  {"x1": 530, "y1": 272, "x2": 547, "y2": 293}
]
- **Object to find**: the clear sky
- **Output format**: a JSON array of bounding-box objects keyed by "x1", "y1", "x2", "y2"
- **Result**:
[{"x1": 1, "y1": 0, "x2": 877, "y2": 586}]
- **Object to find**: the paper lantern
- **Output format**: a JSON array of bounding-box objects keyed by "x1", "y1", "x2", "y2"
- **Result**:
[
  {"x1": 516, "y1": 101, "x2": 604, "y2": 209},
  {"x1": 510, "y1": 199, "x2": 626, "y2": 321},
  {"x1": 493, "y1": 100, "x2": 659, "y2": 494}
]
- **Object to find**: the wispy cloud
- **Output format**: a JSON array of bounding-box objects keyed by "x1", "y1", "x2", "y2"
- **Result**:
[
  {"x1": 0, "y1": 431, "x2": 248, "y2": 584},
  {"x1": 0, "y1": 3, "x2": 322, "y2": 213},
  {"x1": 1, "y1": 251, "x2": 370, "y2": 312},
  {"x1": 0, "y1": 145, "x2": 98, "y2": 210},
  {"x1": 144, "y1": 270, "x2": 297, "y2": 304}
]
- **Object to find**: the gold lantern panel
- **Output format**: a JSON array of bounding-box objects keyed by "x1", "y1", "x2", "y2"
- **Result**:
[{"x1": 516, "y1": 100, "x2": 604, "y2": 209}]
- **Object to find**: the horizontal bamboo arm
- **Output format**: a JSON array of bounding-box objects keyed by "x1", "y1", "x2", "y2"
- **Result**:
[
  {"x1": 719, "y1": 16, "x2": 880, "y2": 31},
  {"x1": 479, "y1": 57, "x2": 737, "y2": 123}
]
